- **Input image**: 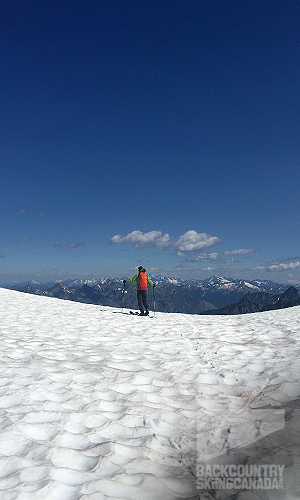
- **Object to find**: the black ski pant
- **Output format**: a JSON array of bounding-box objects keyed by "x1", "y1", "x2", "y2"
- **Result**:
[{"x1": 137, "y1": 289, "x2": 149, "y2": 314}]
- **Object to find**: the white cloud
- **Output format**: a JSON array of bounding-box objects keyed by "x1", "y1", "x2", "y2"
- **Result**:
[
  {"x1": 253, "y1": 261, "x2": 300, "y2": 272},
  {"x1": 110, "y1": 229, "x2": 220, "y2": 254},
  {"x1": 196, "y1": 252, "x2": 219, "y2": 261},
  {"x1": 175, "y1": 230, "x2": 220, "y2": 253},
  {"x1": 54, "y1": 242, "x2": 85, "y2": 248},
  {"x1": 224, "y1": 248, "x2": 255, "y2": 255},
  {"x1": 110, "y1": 230, "x2": 172, "y2": 249},
  {"x1": 186, "y1": 252, "x2": 219, "y2": 262},
  {"x1": 268, "y1": 261, "x2": 300, "y2": 271}
]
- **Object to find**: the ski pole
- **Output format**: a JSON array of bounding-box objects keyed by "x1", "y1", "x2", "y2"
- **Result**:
[
  {"x1": 153, "y1": 285, "x2": 156, "y2": 317},
  {"x1": 122, "y1": 282, "x2": 125, "y2": 312}
]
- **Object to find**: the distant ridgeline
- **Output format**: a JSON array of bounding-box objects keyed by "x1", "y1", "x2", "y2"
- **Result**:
[
  {"x1": 10, "y1": 281, "x2": 215, "y2": 315},
  {"x1": 9, "y1": 276, "x2": 300, "y2": 315},
  {"x1": 201, "y1": 286, "x2": 300, "y2": 315}
]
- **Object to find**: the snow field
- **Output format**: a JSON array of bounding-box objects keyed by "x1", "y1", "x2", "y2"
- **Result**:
[{"x1": 0, "y1": 288, "x2": 300, "y2": 499}]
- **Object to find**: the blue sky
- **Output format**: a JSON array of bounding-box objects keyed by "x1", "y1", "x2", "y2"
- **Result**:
[{"x1": 1, "y1": 0, "x2": 300, "y2": 284}]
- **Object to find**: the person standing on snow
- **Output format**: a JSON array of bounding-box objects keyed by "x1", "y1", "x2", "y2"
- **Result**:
[{"x1": 123, "y1": 266, "x2": 155, "y2": 316}]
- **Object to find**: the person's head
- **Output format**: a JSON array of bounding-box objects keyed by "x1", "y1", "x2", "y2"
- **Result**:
[{"x1": 138, "y1": 266, "x2": 145, "y2": 273}]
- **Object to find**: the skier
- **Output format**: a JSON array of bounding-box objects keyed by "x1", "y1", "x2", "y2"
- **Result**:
[{"x1": 123, "y1": 266, "x2": 155, "y2": 316}]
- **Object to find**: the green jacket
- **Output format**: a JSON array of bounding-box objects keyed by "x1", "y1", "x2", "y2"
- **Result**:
[{"x1": 126, "y1": 269, "x2": 154, "y2": 288}]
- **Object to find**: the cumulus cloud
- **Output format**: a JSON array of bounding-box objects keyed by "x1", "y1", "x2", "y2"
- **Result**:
[
  {"x1": 224, "y1": 248, "x2": 256, "y2": 256},
  {"x1": 110, "y1": 231, "x2": 172, "y2": 249},
  {"x1": 196, "y1": 252, "x2": 219, "y2": 261},
  {"x1": 175, "y1": 230, "x2": 220, "y2": 253},
  {"x1": 186, "y1": 252, "x2": 219, "y2": 262},
  {"x1": 110, "y1": 229, "x2": 220, "y2": 254},
  {"x1": 54, "y1": 242, "x2": 85, "y2": 248},
  {"x1": 253, "y1": 261, "x2": 300, "y2": 272},
  {"x1": 268, "y1": 261, "x2": 300, "y2": 271}
]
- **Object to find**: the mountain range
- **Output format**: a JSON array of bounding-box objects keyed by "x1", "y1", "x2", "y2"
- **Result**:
[
  {"x1": 8, "y1": 275, "x2": 299, "y2": 315},
  {"x1": 10, "y1": 281, "x2": 214, "y2": 315},
  {"x1": 203, "y1": 285, "x2": 300, "y2": 315}
]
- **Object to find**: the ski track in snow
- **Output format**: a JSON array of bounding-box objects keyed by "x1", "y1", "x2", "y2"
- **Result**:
[{"x1": 0, "y1": 288, "x2": 300, "y2": 500}]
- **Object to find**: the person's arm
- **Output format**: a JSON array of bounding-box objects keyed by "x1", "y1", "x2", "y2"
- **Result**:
[
  {"x1": 147, "y1": 275, "x2": 154, "y2": 286},
  {"x1": 126, "y1": 274, "x2": 138, "y2": 284}
]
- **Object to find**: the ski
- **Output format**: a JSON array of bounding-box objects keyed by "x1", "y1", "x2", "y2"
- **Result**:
[
  {"x1": 130, "y1": 311, "x2": 153, "y2": 317},
  {"x1": 112, "y1": 310, "x2": 154, "y2": 317}
]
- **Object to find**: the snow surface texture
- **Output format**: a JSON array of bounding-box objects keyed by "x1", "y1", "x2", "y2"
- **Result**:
[{"x1": 0, "y1": 288, "x2": 300, "y2": 500}]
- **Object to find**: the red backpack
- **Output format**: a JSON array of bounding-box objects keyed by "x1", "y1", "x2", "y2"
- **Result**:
[{"x1": 138, "y1": 272, "x2": 148, "y2": 290}]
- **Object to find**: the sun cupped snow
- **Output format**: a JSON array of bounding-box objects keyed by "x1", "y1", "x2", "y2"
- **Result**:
[{"x1": 0, "y1": 288, "x2": 300, "y2": 500}]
